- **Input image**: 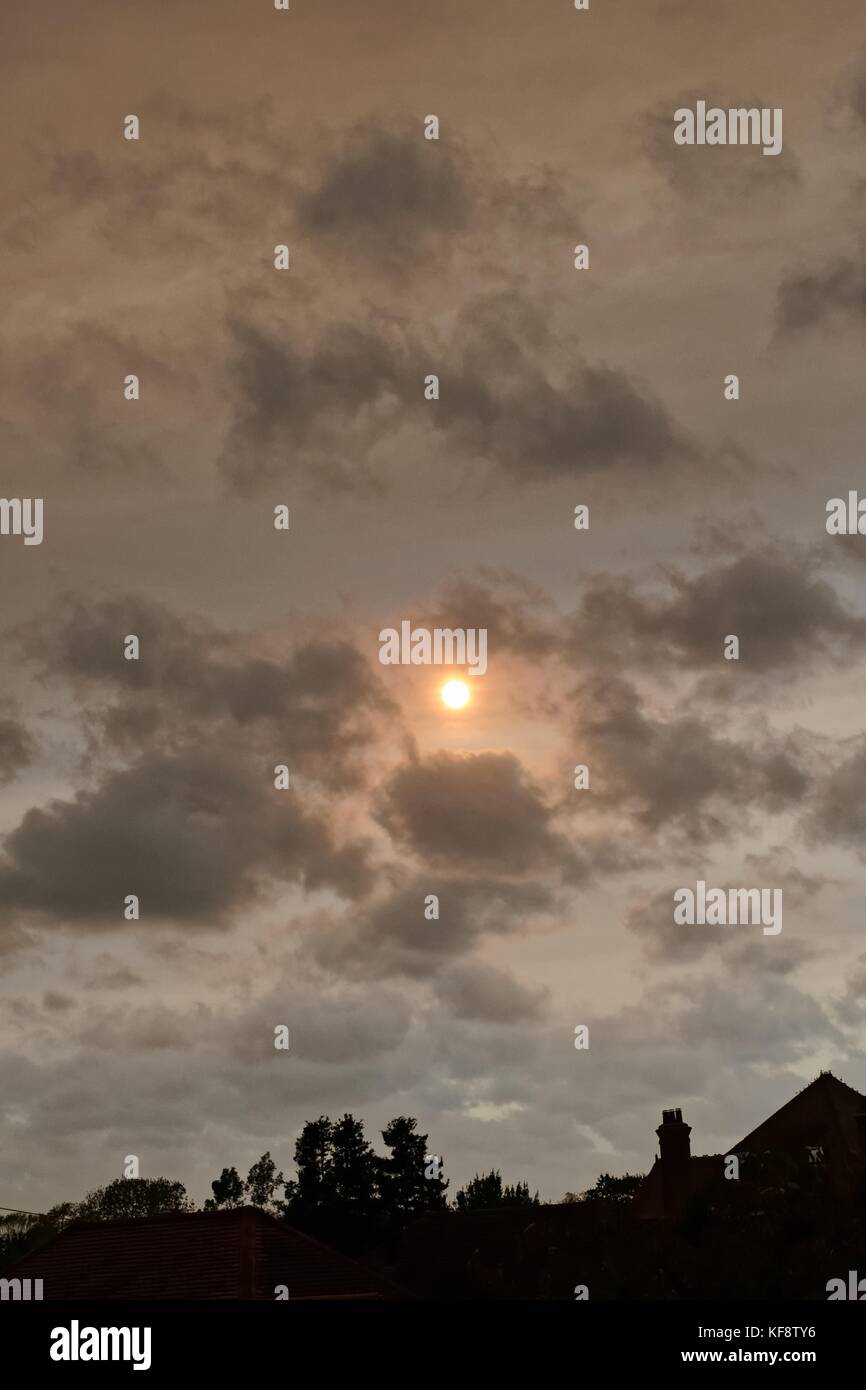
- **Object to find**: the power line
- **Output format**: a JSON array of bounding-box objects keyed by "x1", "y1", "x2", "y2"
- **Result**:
[{"x1": 0, "y1": 1205, "x2": 46, "y2": 1216}]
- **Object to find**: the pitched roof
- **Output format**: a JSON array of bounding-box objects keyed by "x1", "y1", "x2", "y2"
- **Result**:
[
  {"x1": 730, "y1": 1071, "x2": 866, "y2": 1162},
  {"x1": 5, "y1": 1206, "x2": 406, "y2": 1300},
  {"x1": 633, "y1": 1071, "x2": 866, "y2": 1219}
]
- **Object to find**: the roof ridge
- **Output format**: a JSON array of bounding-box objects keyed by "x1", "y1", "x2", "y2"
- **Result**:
[
  {"x1": 59, "y1": 1205, "x2": 258, "y2": 1233},
  {"x1": 730, "y1": 1071, "x2": 866, "y2": 1152},
  {"x1": 797, "y1": 1069, "x2": 863, "y2": 1093}
]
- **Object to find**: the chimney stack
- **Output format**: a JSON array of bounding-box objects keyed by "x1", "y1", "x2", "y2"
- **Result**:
[{"x1": 656, "y1": 1108, "x2": 691, "y2": 1216}]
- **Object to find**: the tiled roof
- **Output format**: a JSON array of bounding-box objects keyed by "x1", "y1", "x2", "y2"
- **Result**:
[
  {"x1": 731, "y1": 1071, "x2": 866, "y2": 1160},
  {"x1": 5, "y1": 1205, "x2": 406, "y2": 1300}
]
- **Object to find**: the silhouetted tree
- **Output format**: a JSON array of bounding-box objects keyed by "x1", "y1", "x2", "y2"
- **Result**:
[
  {"x1": 284, "y1": 1116, "x2": 335, "y2": 1213},
  {"x1": 456, "y1": 1170, "x2": 539, "y2": 1209},
  {"x1": 0, "y1": 1210, "x2": 53, "y2": 1269},
  {"x1": 456, "y1": 1170, "x2": 503, "y2": 1209},
  {"x1": 379, "y1": 1116, "x2": 448, "y2": 1217},
  {"x1": 75, "y1": 1177, "x2": 193, "y2": 1221},
  {"x1": 204, "y1": 1166, "x2": 244, "y2": 1210},
  {"x1": 245, "y1": 1152, "x2": 285, "y2": 1213},
  {"x1": 577, "y1": 1173, "x2": 644, "y2": 1203},
  {"x1": 503, "y1": 1179, "x2": 539, "y2": 1207},
  {"x1": 331, "y1": 1114, "x2": 377, "y2": 1214}
]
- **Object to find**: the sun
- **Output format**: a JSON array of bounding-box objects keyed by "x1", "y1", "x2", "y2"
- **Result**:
[{"x1": 441, "y1": 678, "x2": 470, "y2": 709}]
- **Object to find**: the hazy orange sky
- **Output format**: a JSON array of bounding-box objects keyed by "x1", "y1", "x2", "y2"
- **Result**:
[{"x1": 2, "y1": 0, "x2": 866, "y2": 1210}]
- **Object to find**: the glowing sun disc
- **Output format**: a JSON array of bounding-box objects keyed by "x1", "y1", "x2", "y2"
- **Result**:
[{"x1": 441, "y1": 679, "x2": 470, "y2": 709}]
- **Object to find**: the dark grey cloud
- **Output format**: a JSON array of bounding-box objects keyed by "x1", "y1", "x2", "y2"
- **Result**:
[
  {"x1": 433, "y1": 289, "x2": 691, "y2": 480},
  {"x1": 18, "y1": 595, "x2": 396, "y2": 791},
  {"x1": 0, "y1": 747, "x2": 373, "y2": 935},
  {"x1": 218, "y1": 315, "x2": 415, "y2": 494},
  {"x1": 575, "y1": 673, "x2": 811, "y2": 842},
  {"x1": 294, "y1": 121, "x2": 581, "y2": 274},
  {"x1": 296, "y1": 124, "x2": 473, "y2": 270},
  {"x1": 426, "y1": 571, "x2": 561, "y2": 662},
  {"x1": 434, "y1": 960, "x2": 548, "y2": 1024},
  {"x1": 374, "y1": 749, "x2": 588, "y2": 879},
  {"x1": 776, "y1": 249, "x2": 866, "y2": 336},
  {"x1": 0, "y1": 714, "x2": 35, "y2": 784},
  {"x1": 42, "y1": 991, "x2": 74, "y2": 1012},
  {"x1": 218, "y1": 283, "x2": 690, "y2": 494},
  {"x1": 313, "y1": 874, "x2": 555, "y2": 981},
  {"x1": 803, "y1": 738, "x2": 866, "y2": 856},
  {"x1": 572, "y1": 551, "x2": 866, "y2": 675}
]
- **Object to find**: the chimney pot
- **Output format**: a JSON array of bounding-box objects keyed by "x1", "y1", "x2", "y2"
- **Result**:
[
  {"x1": 656, "y1": 1108, "x2": 692, "y2": 1160},
  {"x1": 655, "y1": 1107, "x2": 692, "y2": 1217}
]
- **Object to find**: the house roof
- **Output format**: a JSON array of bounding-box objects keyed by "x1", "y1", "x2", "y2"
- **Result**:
[
  {"x1": 631, "y1": 1154, "x2": 723, "y2": 1221},
  {"x1": 633, "y1": 1072, "x2": 866, "y2": 1219},
  {"x1": 4, "y1": 1205, "x2": 406, "y2": 1300},
  {"x1": 730, "y1": 1071, "x2": 866, "y2": 1162}
]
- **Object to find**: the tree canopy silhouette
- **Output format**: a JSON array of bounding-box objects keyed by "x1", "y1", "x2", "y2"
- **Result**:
[
  {"x1": 567, "y1": 1173, "x2": 644, "y2": 1203},
  {"x1": 379, "y1": 1116, "x2": 449, "y2": 1217},
  {"x1": 455, "y1": 1169, "x2": 539, "y2": 1210}
]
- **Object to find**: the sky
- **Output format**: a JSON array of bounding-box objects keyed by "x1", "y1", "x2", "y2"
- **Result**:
[{"x1": 2, "y1": 0, "x2": 866, "y2": 1211}]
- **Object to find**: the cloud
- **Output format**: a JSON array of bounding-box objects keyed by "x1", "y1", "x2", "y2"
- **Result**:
[
  {"x1": 18, "y1": 595, "x2": 396, "y2": 790},
  {"x1": 0, "y1": 748, "x2": 374, "y2": 935},
  {"x1": 217, "y1": 283, "x2": 690, "y2": 495},
  {"x1": 776, "y1": 251, "x2": 866, "y2": 336},
  {"x1": 835, "y1": 952, "x2": 866, "y2": 1027},
  {"x1": 574, "y1": 673, "x2": 811, "y2": 842},
  {"x1": 803, "y1": 738, "x2": 866, "y2": 856},
  {"x1": 0, "y1": 714, "x2": 35, "y2": 784},
  {"x1": 296, "y1": 124, "x2": 473, "y2": 270},
  {"x1": 432, "y1": 289, "x2": 691, "y2": 480},
  {"x1": 64, "y1": 977, "x2": 414, "y2": 1069},
  {"x1": 643, "y1": 92, "x2": 800, "y2": 200},
  {"x1": 627, "y1": 871, "x2": 826, "y2": 964},
  {"x1": 672, "y1": 972, "x2": 844, "y2": 1065},
  {"x1": 80, "y1": 958, "x2": 145, "y2": 992},
  {"x1": 850, "y1": 56, "x2": 866, "y2": 128},
  {"x1": 0, "y1": 322, "x2": 179, "y2": 487},
  {"x1": 434, "y1": 960, "x2": 548, "y2": 1024},
  {"x1": 572, "y1": 551, "x2": 866, "y2": 675},
  {"x1": 218, "y1": 315, "x2": 415, "y2": 494},
  {"x1": 313, "y1": 874, "x2": 556, "y2": 982},
  {"x1": 293, "y1": 120, "x2": 583, "y2": 278},
  {"x1": 374, "y1": 749, "x2": 587, "y2": 878},
  {"x1": 228, "y1": 983, "x2": 413, "y2": 1066},
  {"x1": 774, "y1": 59, "x2": 866, "y2": 339},
  {"x1": 426, "y1": 572, "x2": 561, "y2": 662},
  {"x1": 2, "y1": 95, "x2": 301, "y2": 256}
]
